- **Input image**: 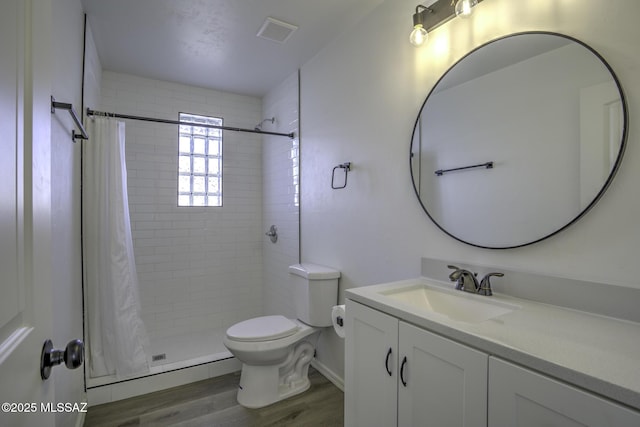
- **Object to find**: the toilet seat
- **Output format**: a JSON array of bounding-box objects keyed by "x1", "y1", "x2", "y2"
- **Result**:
[{"x1": 226, "y1": 315, "x2": 299, "y2": 342}]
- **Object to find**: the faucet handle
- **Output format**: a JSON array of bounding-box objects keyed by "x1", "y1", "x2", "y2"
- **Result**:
[
  {"x1": 448, "y1": 265, "x2": 479, "y2": 292},
  {"x1": 447, "y1": 265, "x2": 464, "y2": 289},
  {"x1": 479, "y1": 272, "x2": 504, "y2": 296}
]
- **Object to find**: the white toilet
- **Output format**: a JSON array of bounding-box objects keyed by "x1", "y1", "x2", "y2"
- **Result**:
[{"x1": 223, "y1": 263, "x2": 340, "y2": 408}]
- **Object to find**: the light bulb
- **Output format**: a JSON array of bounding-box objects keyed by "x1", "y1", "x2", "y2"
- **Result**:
[
  {"x1": 410, "y1": 24, "x2": 428, "y2": 47},
  {"x1": 454, "y1": 0, "x2": 478, "y2": 18}
]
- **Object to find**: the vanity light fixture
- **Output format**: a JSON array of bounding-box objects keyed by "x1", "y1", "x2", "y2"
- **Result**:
[
  {"x1": 409, "y1": 5, "x2": 431, "y2": 46},
  {"x1": 410, "y1": 0, "x2": 484, "y2": 47}
]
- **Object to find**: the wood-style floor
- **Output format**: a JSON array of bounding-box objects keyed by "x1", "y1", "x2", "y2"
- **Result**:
[{"x1": 83, "y1": 368, "x2": 344, "y2": 427}]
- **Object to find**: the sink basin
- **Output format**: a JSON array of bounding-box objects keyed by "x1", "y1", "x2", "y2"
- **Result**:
[{"x1": 379, "y1": 283, "x2": 518, "y2": 323}]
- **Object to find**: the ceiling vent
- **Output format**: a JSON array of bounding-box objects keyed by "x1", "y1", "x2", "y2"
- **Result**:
[{"x1": 256, "y1": 17, "x2": 298, "y2": 44}]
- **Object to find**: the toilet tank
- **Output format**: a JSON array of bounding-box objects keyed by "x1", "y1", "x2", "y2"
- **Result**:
[{"x1": 289, "y1": 263, "x2": 340, "y2": 327}]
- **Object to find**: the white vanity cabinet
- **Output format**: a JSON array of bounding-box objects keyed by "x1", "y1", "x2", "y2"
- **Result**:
[
  {"x1": 345, "y1": 299, "x2": 398, "y2": 427},
  {"x1": 489, "y1": 358, "x2": 640, "y2": 427},
  {"x1": 345, "y1": 300, "x2": 488, "y2": 427},
  {"x1": 398, "y1": 321, "x2": 488, "y2": 427},
  {"x1": 345, "y1": 299, "x2": 640, "y2": 427},
  {"x1": 345, "y1": 276, "x2": 640, "y2": 426}
]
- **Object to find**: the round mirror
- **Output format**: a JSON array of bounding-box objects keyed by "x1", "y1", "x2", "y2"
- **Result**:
[{"x1": 410, "y1": 32, "x2": 627, "y2": 249}]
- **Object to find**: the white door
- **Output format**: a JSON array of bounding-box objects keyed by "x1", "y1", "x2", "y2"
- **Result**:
[
  {"x1": 489, "y1": 357, "x2": 640, "y2": 427},
  {"x1": 398, "y1": 322, "x2": 488, "y2": 427},
  {"x1": 345, "y1": 300, "x2": 399, "y2": 427},
  {"x1": 0, "y1": 1, "x2": 55, "y2": 426},
  {"x1": 579, "y1": 80, "x2": 624, "y2": 207}
]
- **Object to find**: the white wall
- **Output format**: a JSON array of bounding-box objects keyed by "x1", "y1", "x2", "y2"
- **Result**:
[
  {"x1": 300, "y1": 0, "x2": 640, "y2": 379},
  {"x1": 99, "y1": 72, "x2": 264, "y2": 347},
  {"x1": 50, "y1": 0, "x2": 98, "y2": 425},
  {"x1": 83, "y1": 20, "x2": 102, "y2": 118},
  {"x1": 262, "y1": 72, "x2": 301, "y2": 317}
]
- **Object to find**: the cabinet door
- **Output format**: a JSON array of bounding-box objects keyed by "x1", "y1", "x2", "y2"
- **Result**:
[
  {"x1": 398, "y1": 322, "x2": 488, "y2": 427},
  {"x1": 489, "y1": 357, "x2": 640, "y2": 427},
  {"x1": 345, "y1": 300, "x2": 399, "y2": 427}
]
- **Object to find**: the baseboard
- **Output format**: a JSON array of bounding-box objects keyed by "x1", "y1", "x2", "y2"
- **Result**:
[{"x1": 311, "y1": 359, "x2": 344, "y2": 392}]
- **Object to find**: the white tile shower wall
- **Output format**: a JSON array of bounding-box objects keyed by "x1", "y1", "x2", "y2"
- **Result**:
[
  {"x1": 100, "y1": 71, "x2": 264, "y2": 343},
  {"x1": 261, "y1": 72, "x2": 300, "y2": 318}
]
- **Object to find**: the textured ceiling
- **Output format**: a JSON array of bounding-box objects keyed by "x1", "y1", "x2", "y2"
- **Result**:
[{"x1": 82, "y1": 0, "x2": 383, "y2": 97}]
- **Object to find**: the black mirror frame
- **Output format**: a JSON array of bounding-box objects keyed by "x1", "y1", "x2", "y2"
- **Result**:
[{"x1": 409, "y1": 31, "x2": 628, "y2": 249}]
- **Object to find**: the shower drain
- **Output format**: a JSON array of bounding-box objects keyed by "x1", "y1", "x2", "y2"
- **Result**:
[{"x1": 151, "y1": 353, "x2": 167, "y2": 362}]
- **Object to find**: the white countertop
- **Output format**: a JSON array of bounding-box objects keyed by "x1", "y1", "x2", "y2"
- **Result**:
[{"x1": 345, "y1": 277, "x2": 640, "y2": 411}]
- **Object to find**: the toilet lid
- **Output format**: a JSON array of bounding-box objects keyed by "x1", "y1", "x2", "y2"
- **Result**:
[{"x1": 226, "y1": 315, "x2": 299, "y2": 342}]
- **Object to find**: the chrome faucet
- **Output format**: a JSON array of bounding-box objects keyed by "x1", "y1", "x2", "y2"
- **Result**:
[
  {"x1": 448, "y1": 265, "x2": 504, "y2": 296},
  {"x1": 448, "y1": 265, "x2": 479, "y2": 293}
]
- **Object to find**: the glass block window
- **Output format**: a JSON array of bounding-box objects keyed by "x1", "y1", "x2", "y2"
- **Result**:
[{"x1": 178, "y1": 112, "x2": 223, "y2": 207}]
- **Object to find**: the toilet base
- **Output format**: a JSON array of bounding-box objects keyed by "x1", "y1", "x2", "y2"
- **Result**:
[
  {"x1": 236, "y1": 340, "x2": 315, "y2": 408},
  {"x1": 237, "y1": 365, "x2": 311, "y2": 409}
]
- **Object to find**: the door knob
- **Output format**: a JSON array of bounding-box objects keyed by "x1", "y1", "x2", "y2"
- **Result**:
[{"x1": 40, "y1": 339, "x2": 84, "y2": 380}]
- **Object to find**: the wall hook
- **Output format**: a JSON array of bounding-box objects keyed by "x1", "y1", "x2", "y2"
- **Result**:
[{"x1": 331, "y1": 162, "x2": 351, "y2": 189}]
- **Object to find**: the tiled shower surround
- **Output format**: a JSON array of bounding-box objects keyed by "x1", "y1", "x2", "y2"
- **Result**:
[
  {"x1": 100, "y1": 71, "x2": 265, "y2": 359},
  {"x1": 88, "y1": 71, "x2": 300, "y2": 403}
]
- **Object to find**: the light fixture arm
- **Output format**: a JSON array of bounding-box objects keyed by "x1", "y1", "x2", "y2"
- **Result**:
[
  {"x1": 410, "y1": 0, "x2": 485, "y2": 44},
  {"x1": 413, "y1": 5, "x2": 432, "y2": 28}
]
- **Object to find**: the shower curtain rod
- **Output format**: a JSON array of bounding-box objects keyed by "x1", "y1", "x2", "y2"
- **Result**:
[{"x1": 86, "y1": 108, "x2": 295, "y2": 139}]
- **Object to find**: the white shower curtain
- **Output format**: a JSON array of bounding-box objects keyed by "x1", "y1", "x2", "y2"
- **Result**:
[{"x1": 83, "y1": 117, "x2": 150, "y2": 379}]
